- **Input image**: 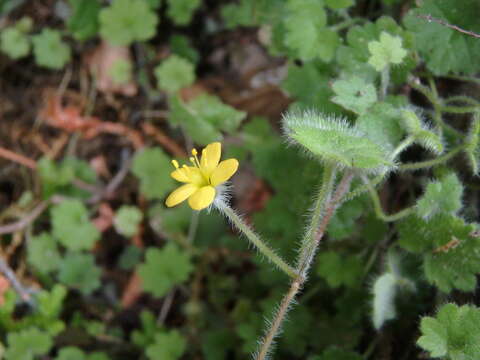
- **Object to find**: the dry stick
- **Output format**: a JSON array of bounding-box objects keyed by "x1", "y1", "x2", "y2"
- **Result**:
[
  {"x1": 0, "y1": 201, "x2": 49, "y2": 235},
  {"x1": 255, "y1": 171, "x2": 355, "y2": 360},
  {"x1": 0, "y1": 257, "x2": 34, "y2": 304},
  {"x1": 417, "y1": 14, "x2": 480, "y2": 39},
  {"x1": 0, "y1": 147, "x2": 37, "y2": 169}
]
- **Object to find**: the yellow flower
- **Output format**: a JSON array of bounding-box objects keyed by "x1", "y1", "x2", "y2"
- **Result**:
[{"x1": 165, "y1": 142, "x2": 239, "y2": 210}]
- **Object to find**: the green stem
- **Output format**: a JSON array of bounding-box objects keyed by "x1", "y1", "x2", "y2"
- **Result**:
[
  {"x1": 399, "y1": 145, "x2": 464, "y2": 171},
  {"x1": 215, "y1": 202, "x2": 298, "y2": 279},
  {"x1": 362, "y1": 176, "x2": 414, "y2": 222},
  {"x1": 439, "y1": 105, "x2": 480, "y2": 114},
  {"x1": 445, "y1": 95, "x2": 480, "y2": 107},
  {"x1": 329, "y1": 17, "x2": 363, "y2": 32},
  {"x1": 390, "y1": 136, "x2": 415, "y2": 161},
  {"x1": 296, "y1": 164, "x2": 337, "y2": 275},
  {"x1": 380, "y1": 66, "x2": 390, "y2": 101},
  {"x1": 344, "y1": 173, "x2": 386, "y2": 201}
]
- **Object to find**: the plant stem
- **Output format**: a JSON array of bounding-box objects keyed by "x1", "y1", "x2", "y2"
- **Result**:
[
  {"x1": 380, "y1": 66, "x2": 390, "y2": 101},
  {"x1": 390, "y1": 136, "x2": 415, "y2": 161},
  {"x1": 445, "y1": 95, "x2": 480, "y2": 107},
  {"x1": 362, "y1": 175, "x2": 414, "y2": 222},
  {"x1": 255, "y1": 170, "x2": 355, "y2": 360},
  {"x1": 215, "y1": 202, "x2": 298, "y2": 279},
  {"x1": 399, "y1": 145, "x2": 464, "y2": 171}
]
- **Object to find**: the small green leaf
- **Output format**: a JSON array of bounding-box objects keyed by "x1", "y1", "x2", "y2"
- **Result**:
[
  {"x1": 169, "y1": 34, "x2": 199, "y2": 64},
  {"x1": 416, "y1": 173, "x2": 463, "y2": 220},
  {"x1": 316, "y1": 251, "x2": 362, "y2": 288},
  {"x1": 51, "y1": 199, "x2": 100, "y2": 251},
  {"x1": 58, "y1": 252, "x2": 101, "y2": 295},
  {"x1": 108, "y1": 59, "x2": 132, "y2": 85},
  {"x1": 367, "y1": 31, "x2": 407, "y2": 71},
  {"x1": 99, "y1": 0, "x2": 158, "y2": 46},
  {"x1": 154, "y1": 55, "x2": 195, "y2": 93},
  {"x1": 5, "y1": 328, "x2": 53, "y2": 360},
  {"x1": 417, "y1": 303, "x2": 480, "y2": 359},
  {"x1": 146, "y1": 330, "x2": 186, "y2": 360},
  {"x1": 283, "y1": 109, "x2": 393, "y2": 173},
  {"x1": 331, "y1": 76, "x2": 377, "y2": 114},
  {"x1": 166, "y1": 0, "x2": 200, "y2": 25},
  {"x1": 114, "y1": 206, "x2": 143, "y2": 237},
  {"x1": 372, "y1": 273, "x2": 397, "y2": 329},
  {"x1": 55, "y1": 347, "x2": 85, "y2": 360},
  {"x1": 0, "y1": 27, "x2": 30, "y2": 59},
  {"x1": 132, "y1": 147, "x2": 175, "y2": 200},
  {"x1": 67, "y1": 0, "x2": 101, "y2": 41},
  {"x1": 27, "y1": 232, "x2": 61, "y2": 274},
  {"x1": 32, "y1": 28, "x2": 71, "y2": 69},
  {"x1": 138, "y1": 243, "x2": 193, "y2": 298}
]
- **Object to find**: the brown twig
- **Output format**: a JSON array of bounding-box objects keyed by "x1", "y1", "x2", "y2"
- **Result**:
[
  {"x1": 0, "y1": 201, "x2": 49, "y2": 235},
  {"x1": 0, "y1": 257, "x2": 34, "y2": 304},
  {"x1": 417, "y1": 14, "x2": 480, "y2": 39},
  {"x1": 0, "y1": 147, "x2": 37, "y2": 169},
  {"x1": 142, "y1": 123, "x2": 187, "y2": 157}
]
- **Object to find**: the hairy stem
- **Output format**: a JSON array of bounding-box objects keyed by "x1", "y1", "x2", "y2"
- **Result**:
[
  {"x1": 362, "y1": 175, "x2": 414, "y2": 222},
  {"x1": 216, "y1": 202, "x2": 298, "y2": 279},
  {"x1": 399, "y1": 145, "x2": 464, "y2": 171},
  {"x1": 255, "y1": 170, "x2": 355, "y2": 360},
  {"x1": 390, "y1": 136, "x2": 415, "y2": 161},
  {"x1": 380, "y1": 66, "x2": 390, "y2": 101}
]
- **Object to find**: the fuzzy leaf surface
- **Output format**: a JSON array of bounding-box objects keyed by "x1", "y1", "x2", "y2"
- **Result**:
[
  {"x1": 331, "y1": 76, "x2": 377, "y2": 114},
  {"x1": 367, "y1": 31, "x2": 407, "y2": 71}
]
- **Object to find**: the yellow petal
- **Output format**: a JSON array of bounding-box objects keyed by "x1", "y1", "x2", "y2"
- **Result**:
[
  {"x1": 188, "y1": 186, "x2": 216, "y2": 210},
  {"x1": 200, "y1": 142, "x2": 221, "y2": 175},
  {"x1": 165, "y1": 183, "x2": 199, "y2": 207},
  {"x1": 210, "y1": 159, "x2": 239, "y2": 186},
  {"x1": 170, "y1": 168, "x2": 190, "y2": 182}
]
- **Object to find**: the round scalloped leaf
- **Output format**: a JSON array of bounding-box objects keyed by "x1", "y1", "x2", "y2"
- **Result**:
[{"x1": 282, "y1": 110, "x2": 393, "y2": 173}]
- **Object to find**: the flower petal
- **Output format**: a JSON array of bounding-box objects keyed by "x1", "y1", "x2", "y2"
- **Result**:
[
  {"x1": 210, "y1": 159, "x2": 239, "y2": 186},
  {"x1": 170, "y1": 168, "x2": 190, "y2": 182},
  {"x1": 165, "y1": 183, "x2": 199, "y2": 207},
  {"x1": 200, "y1": 142, "x2": 221, "y2": 175},
  {"x1": 188, "y1": 186, "x2": 216, "y2": 210}
]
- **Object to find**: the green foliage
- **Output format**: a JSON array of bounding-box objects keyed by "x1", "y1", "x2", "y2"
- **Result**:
[
  {"x1": 324, "y1": 0, "x2": 354, "y2": 10},
  {"x1": 55, "y1": 347, "x2": 110, "y2": 360},
  {"x1": 316, "y1": 251, "x2": 362, "y2": 288},
  {"x1": 331, "y1": 76, "x2": 377, "y2": 115},
  {"x1": 169, "y1": 94, "x2": 246, "y2": 145},
  {"x1": 417, "y1": 303, "x2": 480, "y2": 359},
  {"x1": 0, "y1": 25, "x2": 30, "y2": 59},
  {"x1": 367, "y1": 31, "x2": 407, "y2": 71},
  {"x1": 114, "y1": 206, "x2": 143, "y2": 237},
  {"x1": 154, "y1": 55, "x2": 195, "y2": 93},
  {"x1": 32, "y1": 28, "x2": 71, "y2": 69},
  {"x1": 108, "y1": 59, "x2": 132, "y2": 85},
  {"x1": 398, "y1": 214, "x2": 479, "y2": 292},
  {"x1": 464, "y1": 114, "x2": 480, "y2": 174},
  {"x1": 404, "y1": 0, "x2": 480, "y2": 75},
  {"x1": 145, "y1": 330, "x2": 186, "y2": 360},
  {"x1": 400, "y1": 109, "x2": 444, "y2": 154},
  {"x1": 416, "y1": 173, "x2": 463, "y2": 220},
  {"x1": 27, "y1": 232, "x2": 61, "y2": 274},
  {"x1": 58, "y1": 252, "x2": 101, "y2": 295},
  {"x1": 138, "y1": 243, "x2": 193, "y2": 298},
  {"x1": 5, "y1": 328, "x2": 53, "y2": 360},
  {"x1": 51, "y1": 200, "x2": 100, "y2": 251},
  {"x1": 166, "y1": 0, "x2": 201, "y2": 25},
  {"x1": 67, "y1": 0, "x2": 101, "y2": 41},
  {"x1": 99, "y1": 0, "x2": 158, "y2": 46},
  {"x1": 132, "y1": 147, "x2": 174, "y2": 200},
  {"x1": 169, "y1": 34, "x2": 199, "y2": 64},
  {"x1": 283, "y1": 110, "x2": 393, "y2": 173}
]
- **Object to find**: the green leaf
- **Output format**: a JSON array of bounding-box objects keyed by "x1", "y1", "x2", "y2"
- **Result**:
[
  {"x1": 36, "y1": 284, "x2": 67, "y2": 322},
  {"x1": 283, "y1": 109, "x2": 393, "y2": 174},
  {"x1": 169, "y1": 94, "x2": 246, "y2": 145},
  {"x1": 331, "y1": 76, "x2": 377, "y2": 115},
  {"x1": 464, "y1": 114, "x2": 480, "y2": 174},
  {"x1": 5, "y1": 328, "x2": 53, "y2": 360},
  {"x1": 32, "y1": 28, "x2": 71, "y2": 69},
  {"x1": 417, "y1": 303, "x2": 480, "y2": 359},
  {"x1": 114, "y1": 206, "x2": 143, "y2": 237},
  {"x1": 0, "y1": 27, "x2": 30, "y2": 59},
  {"x1": 27, "y1": 232, "x2": 61, "y2": 274},
  {"x1": 169, "y1": 34, "x2": 199, "y2": 64},
  {"x1": 51, "y1": 199, "x2": 100, "y2": 251},
  {"x1": 131, "y1": 310, "x2": 158, "y2": 347},
  {"x1": 404, "y1": 0, "x2": 480, "y2": 75},
  {"x1": 316, "y1": 251, "x2": 363, "y2": 288},
  {"x1": 416, "y1": 173, "x2": 463, "y2": 220},
  {"x1": 166, "y1": 0, "x2": 200, "y2": 25},
  {"x1": 372, "y1": 273, "x2": 397, "y2": 329},
  {"x1": 367, "y1": 31, "x2": 407, "y2": 71},
  {"x1": 108, "y1": 59, "x2": 132, "y2": 85},
  {"x1": 138, "y1": 243, "x2": 193, "y2": 298},
  {"x1": 99, "y1": 0, "x2": 158, "y2": 46},
  {"x1": 398, "y1": 214, "x2": 480, "y2": 292},
  {"x1": 154, "y1": 55, "x2": 195, "y2": 93},
  {"x1": 67, "y1": 0, "x2": 101, "y2": 41},
  {"x1": 146, "y1": 330, "x2": 186, "y2": 360},
  {"x1": 118, "y1": 245, "x2": 143, "y2": 270},
  {"x1": 56, "y1": 347, "x2": 85, "y2": 360},
  {"x1": 131, "y1": 147, "x2": 175, "y2": 200},
  {"x1": 58, "y1": 252, "x2": 101, "y2": 295}
]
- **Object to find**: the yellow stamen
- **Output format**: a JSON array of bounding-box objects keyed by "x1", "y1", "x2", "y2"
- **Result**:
[
  {"x1": 192, "y1": 148, "x2": 198, "y2": 156},
  {"x1": 171, "y1": 159, "x2": 179, "y2": 169},
  {"x1": 190, "y1": 150, "x2": 201, "y2": 168}
]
